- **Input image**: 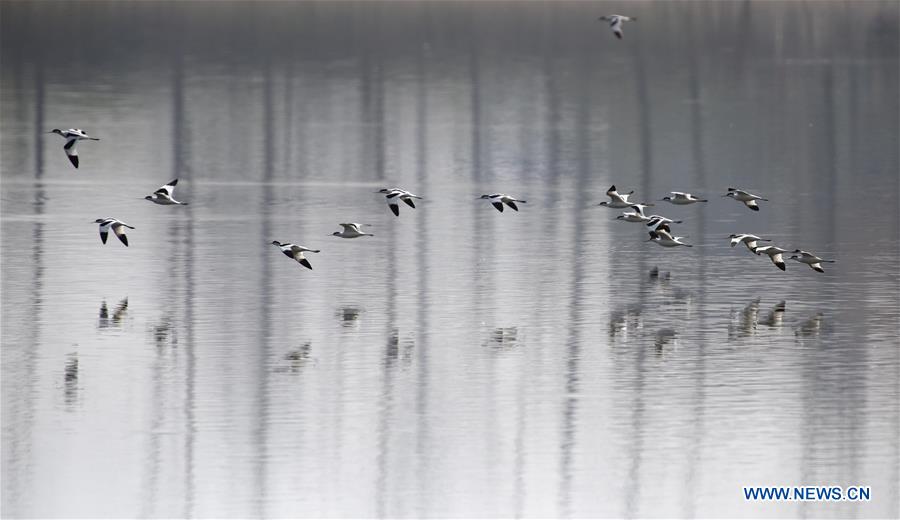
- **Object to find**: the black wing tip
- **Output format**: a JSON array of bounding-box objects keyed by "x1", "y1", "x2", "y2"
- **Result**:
[
  {"x1": 776, "y1": 262, "x2": 786, "y2": 271},
  {"x1": 749, "y1": 205, "x2": 760, "y2": 211},
  {"x1": 69, "y1": 155, "x2": 79, "y2": 168},
  {"x1": 492, "y1": 202, "x2": 504, "y2": 212},
  {"x1": 169, "y1": 179, "x2": 179, "y2": 186},
  {"x1": 813, "y1": 266, "x2": 825, "y2": 273},
  {"x1": 389, "y1": 204, "x2": 399, "y2": 216},
  {"x1": 120, "y1": 237, "x2": 129, "y2": 247},
  {"x1": 403, "y1": 198, "x2": 416, "y2": 208},
  {"x1": 507, "y1": 201, "x2": 519, "y2": 211},
  {"x1": 300, "y1": 259, "x2": 312, "y2": 269},
  {"x1": 100, "y1": 231, "x2": 108, "y2": 244}
]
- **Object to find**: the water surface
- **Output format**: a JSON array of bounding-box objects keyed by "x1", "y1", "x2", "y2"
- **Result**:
[{"x1": 2, "y1": 1, "x2": 899, "y2": 517}]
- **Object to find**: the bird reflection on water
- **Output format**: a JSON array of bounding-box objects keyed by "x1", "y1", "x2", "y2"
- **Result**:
[
  {"x1": 336, "y1": 306, "x2": 364, "y2": 328},
  {"x1": 759, "y1": 300, "x2": 787, "y2": 329},
  {"x1": 98, "y1": 297, "x2": 128, "y2": 330},
  {"x1": 63, "y1": 353, "x2": 78, "y2": 407},
  {"x1": 795, "y1": 313, "x2": 826, "y2": 338}
]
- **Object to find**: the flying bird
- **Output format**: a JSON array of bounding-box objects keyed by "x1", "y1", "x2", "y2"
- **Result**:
[
  {"x1": 597, "y1": 15, "x2": 636, "y2": 40},
  {"x1": 93, "y1": 218, "x2": 133, "y2": 247},
  {"x1": 790, "y1": 250, "x2": 835, "y2": 273},
  {"x1": 660, "y1": 192, "x2": 708, "y2": 205},
  {"x1": 378, "y1": 188, "x2": 422, "y2": 216},
  {"x1": 646, "y1": 229, "x2": 692, "y2": 248},
  {"x1": 49, "y1": 128, "x2": 99, "y2": 169},
  {"x1": 332, "y1": 223, "x2": 374, "y2": 238},
  {"x1": 723, "y1": 187, "x2": 768, "y2": 211},
  {"x1": 145, "y1": 179, "x2": 188, "y2": 205},
  {"x1": 754, "y1": 245, "x2": 789, "y2": 271},
  {"x1": 272, "y1": 241, "x2": 320, "y2": 269},
  {"x1": 479, "y1": 193, "x2": 527, "y2": 212},
  {"x1": 729, "y1": 234, "x2": 772, "y2": 253}
]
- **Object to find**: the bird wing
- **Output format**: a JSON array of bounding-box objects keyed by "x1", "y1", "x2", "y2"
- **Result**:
[
  {"x1": 111, "y1": 223, "x2": 130, "y2": 246},
  {"x1": 155, "y1": 179, "x2": 178, "y2": 197}
]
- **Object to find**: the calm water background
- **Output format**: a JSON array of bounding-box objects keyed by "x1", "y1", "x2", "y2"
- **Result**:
[{"x1": 2, "y1": 1, "x2": 899, "y2": 517}]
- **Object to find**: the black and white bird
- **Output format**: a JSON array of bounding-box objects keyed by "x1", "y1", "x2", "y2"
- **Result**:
[
  {"x1": 93, "y1": 218, "x2": 133, "y2": 247},
  {"x1": 599, "y1": 185, "x2": 645, "y2": 209},
  {"x1": 660, "y1": 192, "x2": 708, "y2": 205},
  {"x1": 480, "y1": 193, "x2": 527, "y2": 212},
  {"x1": 49, "y1": 128, "x2": 99, "y2": 168},
  {"x1": 377, "y1": 188, "x2": 422, "y2": 216},
  {"x1": 332, "y1": 223, "x2": 374, "y2": 238},
  {"x1": 723, "y1": 187, "x2": 768, "y2": 211},
  {"x1": 754, "y1": 245, "x2": 788, "y2": 271},
  {"x1": 646, "y1": 229, "x2": 692, "y2": 248},
  {"x1": 272, "y1": 241, "x2": 320, "y2": 269},
  {"x1": 646, "y1": 215, "x2": 683, "y2": 230},
  {"x1": 729, "y1": 233, "x2": 772, "y2": 253},
  {"x1": 790, "y1": 250, "x2": 835, "y2": 273},
  {"x1": 145, "y1": 179, "x2": 188, "y2": 205},
  {"x1": 597, "y1": 14, "x2": 636, "y2": 39},
  {"x1": 616, "y1": 203, "x2": 652, "y2": 223}
]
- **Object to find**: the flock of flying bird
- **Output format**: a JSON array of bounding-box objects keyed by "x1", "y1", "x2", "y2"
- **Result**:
[
  {"x1": 48, "y1": 11, "x2": 832, "y2": 275},
  {"x1": 50, "y1": 126, "x2": 834, "y2": 274},
  {"x1": 599, "y1": 184, "x2": 835, "y2": 273}
]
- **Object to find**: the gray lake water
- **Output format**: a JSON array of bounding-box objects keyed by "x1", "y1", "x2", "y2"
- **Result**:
[{"x1": 2, "y1": 1, "x2": 899, "y2": 518}]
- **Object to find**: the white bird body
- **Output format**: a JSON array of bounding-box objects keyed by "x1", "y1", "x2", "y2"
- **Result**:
[
  {"x1": 272, "y1": 241, "x2": 320, "y2": 269},
  {"x1": 754, "y1": 245, "x2": 788, "y2": 271},
  {"x1": 729, "y1": 233, "x2": 771, "y2": 252},
  {"x1": 660, "y1": 191, "x2": 708, "y2": 205},
  {"x1": 599, "y1": 185, "x2": 645, "y2": 209},
  {"x1": 94, "y1": 218, "x2": 133, "y2": 247},
  {"x1": 724, "y1": 188, "x2": 768, "y2": 211},
  {"x1": 616, "y1": 203, "x2": 656, "y2": 222},
  {"x1": 480, "y1": 193, "x2": 526, "y2": 212},
  {"x1": 332, "y1": 223, "x2": 374, "y2": 238},
  {"x1": 617, "y1": 211, "x2": 648, "y2": 223},
  {"x1": 378, "y1": 187, "x2": 422, "y2": 216},
  {"x1": 49, "y1": 128, "x2": 99, "y2": 169},
  {"x1": 598, "y1": 14, "x2": 636, "y2": 39},
  {"x1": 145, "y1": 179, "x2": 187, "y2": 205},
  {"x1": 647, "y1": 229, "x2": 692, "y2": 248},
  {"x1": 790, "y1": 250, "x2": 835, "y2": 273}
]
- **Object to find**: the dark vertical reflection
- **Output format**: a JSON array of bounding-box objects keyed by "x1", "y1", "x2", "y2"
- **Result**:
[
  {"x1": 413, "y1": 29, "x2": 431, "y2": 518},
  {"x1": 631, "y1": 20, "x2": 654, "y2": 204},
  {"x1": 4, "y1": 48, "x2": 47, "y2": 514},
  {"x1": 622, "y1": 30, "x2": 654, "y2": 518},
  {"x1": 557, "y1": 49, "x2": 591, "y2": 520},
  {"x1": 359, "y1": 17, "x2": 386, "y2": 183},
  {"x1": 375, "y1": 74, "x2": 398, "y2": 520},
  {"x1": 681, "y1": 11, "x2": 709, "y2": 518},
  {"x1": 468, "y1": 12, "x2": 483, "y2": 181},
  {"x1": 33, "y1": 61, "x2": 44, "y2": 179},
  {"x1": 169, "y1": 44, "x2": 198, "y2": 519},
  {"x1": 283, "y1": 60, "x2": 295, "y2": 174},
  {"x1": 253, "y1": 57, "x2": 275, "y2": 519},
  {"x1": 542, "y1": 10, "x2": 561, "y2": 186}
]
